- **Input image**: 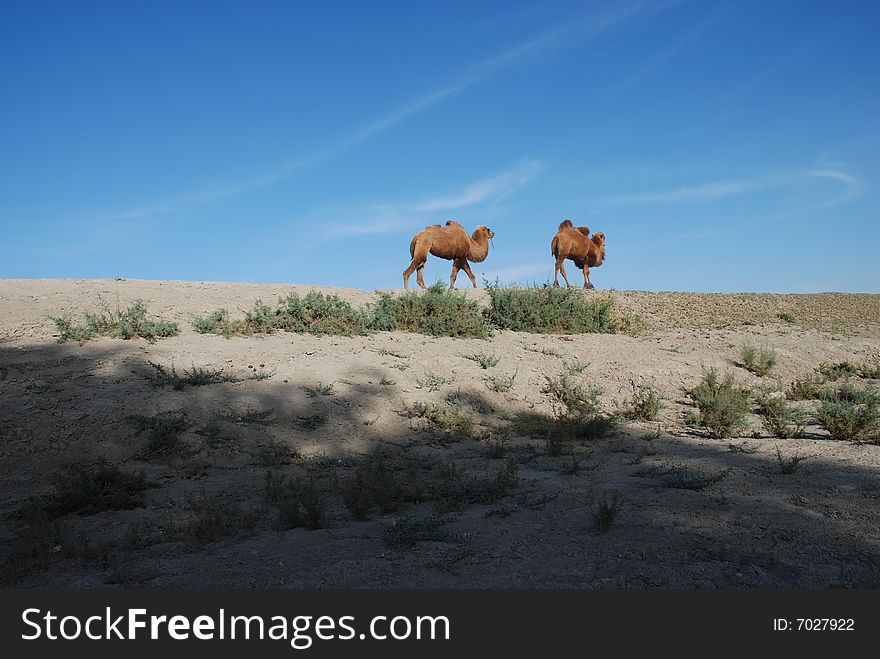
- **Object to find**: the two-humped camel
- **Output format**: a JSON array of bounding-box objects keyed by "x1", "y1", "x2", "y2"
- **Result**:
[
  {"x1": 550, "y1": 219, "x2": 606, "y2": 289},
  {"x1": 403, "y1": 220, "x2": 494, "y2": 289}
]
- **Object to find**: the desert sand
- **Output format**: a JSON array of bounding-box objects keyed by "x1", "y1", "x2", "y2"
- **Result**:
[{"x1": 1, "y1": 278, "x2": 879, "y2": 588}]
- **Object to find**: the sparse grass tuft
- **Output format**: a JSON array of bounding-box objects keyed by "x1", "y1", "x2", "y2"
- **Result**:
[
  {"x1": 775, "y1": 446, "x2": 808, "y2": 474},
  {"x1": 463, "y1": 352, "x2": 499, "y2": 369},
  {"x1": 815, "y1": 384, "x2": 880, "y2": 442},
  {"x1": 484, "y1": 369, "x2": 517, "y2": 393},
  {"x1": 686, "y1": 369, "x2": 751, "y2": 438},
  {"x1": 264, "y1": 472, "x2": 328, "y2": 530},
  {"x1": 406, "y1": 401, "x2": 474, "y2": 435},
  {"x1": 370, "y1": 283, "x2": 492, "y2": 339},
  {"x1": 740, "y1": 345, "x2": 777, "y2": 377},
  {"x1": 634, "y1": 463, "x2": 728, "y2": 490},
  {"x1": 53, "y1": 298, "x2": 178, "y2": 343},
  {"x1": 129, "y1": 410, "x2": 193, "y2": 458},
  {"x1": 341, "y1": 451, "x2": 425, "y2": 520},
  {"x1": 592, "y1": 493, "x2": 620, "y2": 532},
  {"x1": 294, "y1": 414, "x2": 326, "y2": 430},
  {"x1": 301, "y1": 382, "x2": 335, "y2": 397},
  {"x1": 620, "y1": 381, "x2": 662, "y2": 421},
  {"x1": 434, "y1": 459, "x2": 519, "y2": 512},
  {"x1": 777, "y1": 311, "x2": 798, "y2": 324},
  {"x1": 384, "y1": 515, "x2": 448, "y2": 548},
  {"x1": 484, "y1": 283, "x2": 632, "y2": 334},
  {"x1": 221, "y1": 407, "x2": 276, "y2": 425},
  {"x1": 146, "y1": 362, "x2": 238, "y2": 389},
  {"x1": 20, "y1": 459, "x2": 149, "y2": 521},
  {"x1": 755, "y1": 393, "x2": 808, "y2": 439},
  {"x1": 170, "y1": 494, "x2": 257, "y2": 546},
  {"x1": 416, "y1": 372, "x2": 451, "y2": 392}
]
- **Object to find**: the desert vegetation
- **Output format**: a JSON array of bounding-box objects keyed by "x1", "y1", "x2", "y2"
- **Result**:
[
  {"x1": 53, "y1": 298, "x2": 178, "y2": 343},
  {"x1": 686, "y1": 369, "x2": 751, "y2": 438},
  {"x1": 5, "y1": 280, "x2": 880, "y2": 589}
]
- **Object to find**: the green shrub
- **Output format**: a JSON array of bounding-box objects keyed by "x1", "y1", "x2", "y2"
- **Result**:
[
  {"x1": 542, "y1": 373, "x2": 602, "y2": 418},
  {"x1": 52, "y1": 298, "x2": 178, "y2": 343},
  {"x1": 788, "y1": 376, "x2": 824, "y2": 400},
  {"x1": 274, "y1": 291, "x2": 369, "y2": 335},
  {"x1": 621, "y1": 382, "x2": 662, "y2": 421},
  {"x1": 483, "y1": 283, "x2": 623, "y2": 334},
  {"x1": 755, "y1": 393, "x2": 807, "y2": 439},
  {"x1": 193, "y1": 291, "x2": 369, "y2": 337},
  {"x1": 192, "y1": 309, "x2": 239, "y2": 336},
  {"x1": 686, "y1": 369, "x2": 751, "y2": 438},
  {"x1": 740, "y1": 345, "x2": 777, "y2": 377},
  {"x1": 815, "y1": 385, "x2": 880, "y2": 442},
  {"x1": 859, "y1": 359, "x2": 880, "y2": 380},
  {"x1": 818, "y1": 361, "x2": 860, "y2": 382},
  {"x1": 370, "y1": 283, "x2": 491, "y2": 338},
  {"x1": 777, "y1": 311, "x2": 797, "y2": 324}
]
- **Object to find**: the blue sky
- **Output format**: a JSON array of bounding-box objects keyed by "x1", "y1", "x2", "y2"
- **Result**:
[{"x1": 1, "y1": 0, "x2": 878, "y2": 292}]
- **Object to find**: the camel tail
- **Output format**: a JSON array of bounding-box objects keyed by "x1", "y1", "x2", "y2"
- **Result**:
[
  {"x1": 409, "y1": 235, "x2": 418, "y2": 258},
  {"x1": 551, "y1": 235, "x2": 559, "y2": 257},
  {"x1": 559, "y1": 219, "x2": 574, "y2": 231}
]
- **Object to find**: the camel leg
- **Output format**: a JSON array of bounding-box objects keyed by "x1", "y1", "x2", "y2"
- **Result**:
[
  {"x1": 583, "y1": 266, "x2": 594, "y2": 290},
  {"x1": 403, "y1": 259, "x2": 419, "y2": 289},
  {"x1": 556, "y1": 256, "x2": 572, "y2": 288},
  {"x1": 460, "y1": 259, "x2": 477, "y2": 287},
  {"x1": 449, "y1": 260, "x2": 461, "y2": 289},
  {"x1": 416, "y1": 262, "x2": 427, "y2": 289}
]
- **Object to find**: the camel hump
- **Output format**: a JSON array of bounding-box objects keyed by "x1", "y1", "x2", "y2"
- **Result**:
[
  {"x1": 445, "y1": 219, "x2": 463, "y2": 228},
  {"x1": 577, "y1": 226, "x2": 591, "y2": 237},
  {"x1": 558, "y1": 219, "x2": 574, "y2": 231}
]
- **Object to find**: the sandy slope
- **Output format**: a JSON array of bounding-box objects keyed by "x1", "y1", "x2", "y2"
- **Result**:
[{"x1": 1, "y1": 278, "x2": 879, "y2": 588}]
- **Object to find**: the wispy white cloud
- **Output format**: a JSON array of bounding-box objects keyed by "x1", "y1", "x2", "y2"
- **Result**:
[
  {"x1": 408, "y1": 160, "x2": 544, "y2": 213},
  {"x1": 605, "y1": 10, "x2": 719, "y2": 97},
  {"x1": 804, "y1": 168, "x2": 862, "y2": 207},
  {"x1": 589, "y1": 179, "x2": 762, "y2": 209},
  {"x1": 319, "y1": 159, "x2": 543, "y2": 240},
  {"x1": 84, "y1": 1, "x2": 670, "y2": 224},
  {"x1": 587, "y1": 166, "x2": 865, "y2": 214}
]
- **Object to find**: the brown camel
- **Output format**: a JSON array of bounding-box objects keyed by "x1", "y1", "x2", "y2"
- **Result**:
[
  {"x1": 551, "y1": 219, "x2": 606, "y2": 289},
  {"x1": 403, "y1": 220, "x2": 495, "y2": 289}
]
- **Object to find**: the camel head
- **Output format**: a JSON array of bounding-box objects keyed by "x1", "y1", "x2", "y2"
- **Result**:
[
  {"x1": 473, "y1": 225, "x2": 495, "y2": 240},
  {"x1": 468, "y1": 225, "x2": 494, "y2": 262}
]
